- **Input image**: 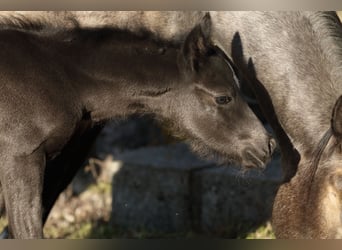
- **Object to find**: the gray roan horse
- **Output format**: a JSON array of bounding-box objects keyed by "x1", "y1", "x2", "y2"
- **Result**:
[
  {"x1": 0, "y1": 14, "x2": 275, "y2": 238},
  {"x1": 6, "y1": 11, "x2": 342, "y2": 238}
]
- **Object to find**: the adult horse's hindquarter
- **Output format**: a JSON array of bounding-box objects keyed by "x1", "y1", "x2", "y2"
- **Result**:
[{"x1": 273, "y1": 95, "x2": 342, "y2": 239}]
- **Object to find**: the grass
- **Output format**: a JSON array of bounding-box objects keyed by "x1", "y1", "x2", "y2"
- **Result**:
[{"x1": 245, "y1": 222, "x2": 275, "y2": 239}]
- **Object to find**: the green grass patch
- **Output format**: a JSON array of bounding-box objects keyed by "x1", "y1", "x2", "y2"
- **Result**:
[
  {"x1": 245, "y1": 222, "x2": 275, "y2": 239},
  {"x1": 88, "y1": 181, "x2": 112, "y2": 195}
]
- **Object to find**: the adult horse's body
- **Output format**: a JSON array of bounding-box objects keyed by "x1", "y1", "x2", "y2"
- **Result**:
[
  {"x1": 1, "y1": 11, "x2": 342, "y2": 238},
  {"x1": 0, "y1": 14, "x2": 274, "y2": 238}
]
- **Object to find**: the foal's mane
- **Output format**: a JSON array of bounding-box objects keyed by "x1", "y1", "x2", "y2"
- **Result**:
[
  {"x1": 0, "y1": 14, "x2": 183, "y2": 50},
  {"x1": 0, "y1": 14, "x2": 77, "y2": 31},
  {"x1": 0, "y1": 16, "x2": 43, "y2": 30},
  {"x1": 61, "y1": 26, "x2": 180, "y2": 49}
]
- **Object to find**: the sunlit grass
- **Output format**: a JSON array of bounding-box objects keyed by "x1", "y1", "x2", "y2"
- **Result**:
[{"x1": 245, "y1": 222, "x2": 275, "y2": 239}]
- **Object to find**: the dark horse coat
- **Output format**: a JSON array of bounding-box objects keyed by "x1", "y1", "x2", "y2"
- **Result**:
[
  {"x1": 0, "y1": 14, "x2": 274, "y2": 238},
  {"x1": 7, "y1": 11, "x2": 341, "y2": 238}
]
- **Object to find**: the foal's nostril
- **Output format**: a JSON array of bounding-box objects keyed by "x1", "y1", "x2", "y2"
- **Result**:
[{"x1": 268, "y1": 137, "x2": 277, "y2": 155}]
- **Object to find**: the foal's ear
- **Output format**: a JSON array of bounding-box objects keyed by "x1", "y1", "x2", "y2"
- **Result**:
[
  {"x1": 182, "y1": 12, "x2": 212, "y2": 72},
  {"x1": 331, "y1": 95, "x2": 342, "y2": 138}
]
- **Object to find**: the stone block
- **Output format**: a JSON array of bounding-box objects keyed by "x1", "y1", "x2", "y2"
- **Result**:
[
  {"x1": 110, "y1": 143, "x2": 282, "y2": 236},
  {"x1": 191, "y1": 156, "x2": 282, "y2": 237},
  {"x1": 110, "y1": 143, "x2": 213, "y2": 233}
]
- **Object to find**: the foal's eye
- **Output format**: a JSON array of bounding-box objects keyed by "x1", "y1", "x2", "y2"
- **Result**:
[{"x1": 215, "y1": 96, "x2": 232, "y2": 105}]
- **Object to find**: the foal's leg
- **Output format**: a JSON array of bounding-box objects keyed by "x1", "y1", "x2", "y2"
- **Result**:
[
  {"x1": 0, "y1": 149, "x2": 45, "y2": 238},
  {"x1": 0, "y1": 124, "x2": 103, "y2": 238}
]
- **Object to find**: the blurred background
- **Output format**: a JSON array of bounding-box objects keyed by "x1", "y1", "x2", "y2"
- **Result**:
[{"x1": 1, "y1": 11, "x2": 341, "y2": 239}]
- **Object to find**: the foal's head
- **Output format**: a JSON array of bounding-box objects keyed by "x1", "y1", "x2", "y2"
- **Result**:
[{"x1": 160, "y1": 13, "x2": 276, "y2": 168}]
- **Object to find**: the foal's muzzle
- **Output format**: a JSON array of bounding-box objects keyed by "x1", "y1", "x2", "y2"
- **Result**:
[{"x1": 242, "y1": 136, "x2": 276, "y2": 169}]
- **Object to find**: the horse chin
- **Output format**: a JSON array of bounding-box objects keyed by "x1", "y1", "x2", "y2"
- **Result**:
[
  {"x1": 158, "y1": 119, "x2": 257, "y2": 169},
  {"x1": 187, "y1": 138, "x2": 273, "y2": 171},
  {"x1": 241, "y1": 149, "x2": 269, "y2": 169},
  {"x1": 186, "y1": 138, "x2": 242, "y2": 167}
]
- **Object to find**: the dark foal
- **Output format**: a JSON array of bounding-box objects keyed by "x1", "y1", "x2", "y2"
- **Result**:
[{"x1": 0, "y1": 14, "x2": 274, "y2": 238}]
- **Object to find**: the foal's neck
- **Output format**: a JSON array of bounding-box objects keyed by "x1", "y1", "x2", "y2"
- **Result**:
[{"x1": 61, "y1": 29, "x2": 183, "y2": 122}]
